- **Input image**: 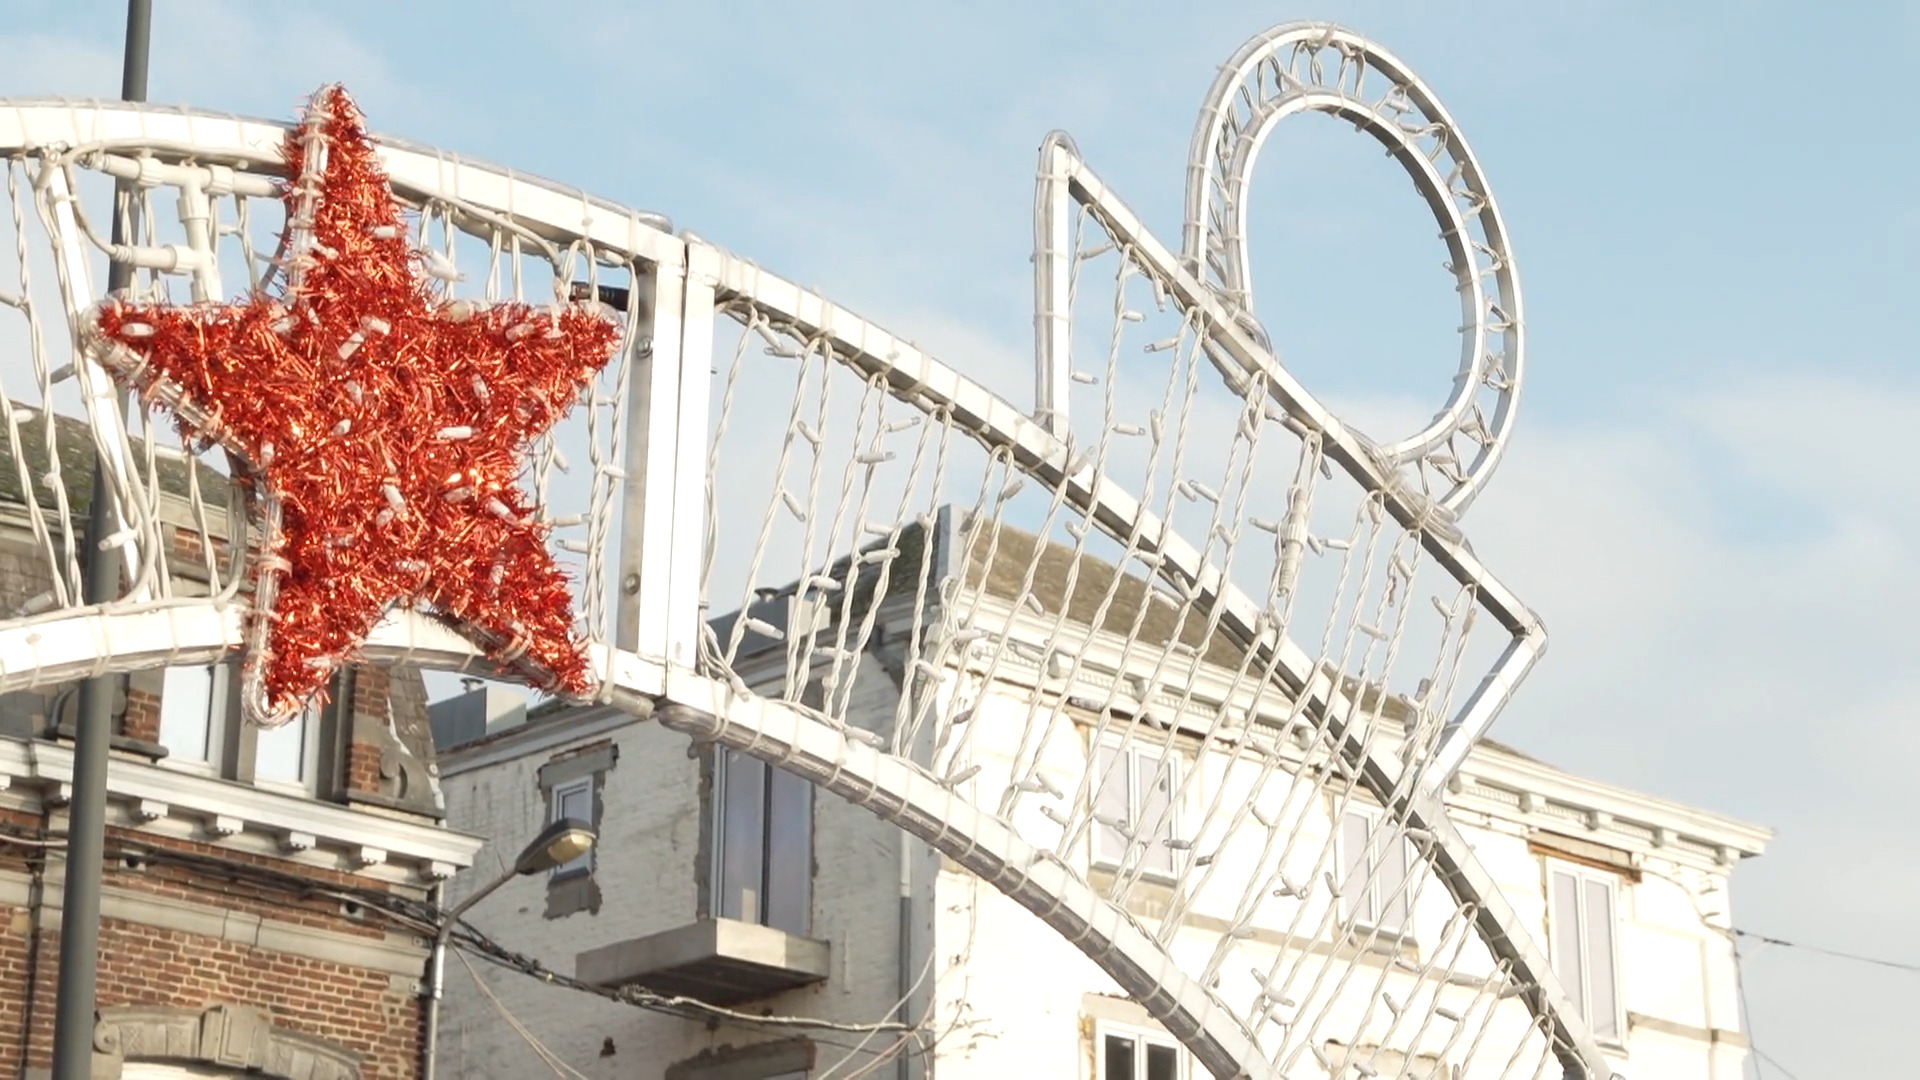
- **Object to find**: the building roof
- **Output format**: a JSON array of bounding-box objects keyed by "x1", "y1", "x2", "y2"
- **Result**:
[{"x1": 0, "y1": 403, "x2": 235, "y2": 519}]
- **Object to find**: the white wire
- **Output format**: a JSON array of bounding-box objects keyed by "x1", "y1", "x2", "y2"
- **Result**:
[{"x1": 455, "y1": 949, "x2": 590, "y2": 1080}]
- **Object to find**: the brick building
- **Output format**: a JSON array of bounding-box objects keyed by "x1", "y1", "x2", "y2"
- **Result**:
[{"x1": 0, "y1": 408, "x2": 483, "y2": 1078}]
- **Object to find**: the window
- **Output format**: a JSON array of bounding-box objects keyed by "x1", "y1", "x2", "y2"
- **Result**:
[
  {"x1": 535, "y1": 741, "x2": 615, "y2": 919},
  {"x1": 550, "y1": 777, "x2": 594, "y2": 877},
  {"x1": 1335, "y1": 805, "x2": 1412, "y2": 931},
  {"x1": 1546, "y1": 860, "x2": 1623, "y2": 1042},
  {"x1": 1098, "y1": 1024, "x2": 1183, "y2": 1080},
  {"x1": 1092, "y1": 742, "x2": 1179, "y2": 878},
  {"x1": 711, "y1": 747, "x2": 813, "y2": 936},
  {"x1": 253, "y1": 707, "x2": 316, "y2": 789},
  {"x1": 157, "y1": 662, "x2": 318, "y2": 791},
  {"x1": 158, "y1": 663, "x2": 226, "y2": 766}
]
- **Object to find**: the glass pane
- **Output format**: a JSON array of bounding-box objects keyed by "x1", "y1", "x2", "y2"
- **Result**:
[
  {"x1": 1550, "y1": 870, "x2": 1587, "y2": 1019},
  {"x1": 253, "y1": 709, "x2": 307, "y2": 784},
  {"x1": 1584, "y1": 878, "x2": 1620, "y2": 1038},
  {"x1": 552, "y1": 782, "x2": 593, "y2": 874},
  {"x1": 763, "y1": 763, "x2": 813, "y2": 935},
  {"x1": 158, "y1": 665, "x2": 215, "y2": 762},
  {"x1": 1135, "y1": 752, "x2": 1175, "y2": 876},
  {"x1": 1145, "y1": 1041, "x2": 1179, "y2": 1080},
  {"x1": 1103, "y1": 1034, "x2": 1136, "y2": 1080},
  {"x1": 555, "y1": 783, "x2": 592, "y2": 822},
  {"x1": 1377, "y1": 827, "x2": 1411, "y2": 929},
  {"x1": 1093, "y1": 744, "x2": 1128, "y2": 865},
  {"x1": 717, "y1": 750, "x2": 767, "y2": 922},
  {"x1": 1338, "y1": 809, "x2": 1372, "y2": 921}
]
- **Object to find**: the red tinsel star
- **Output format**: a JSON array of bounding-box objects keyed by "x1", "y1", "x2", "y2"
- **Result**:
[{"x1": 85, "y1": 84, "x2": 621, "y2": 723}]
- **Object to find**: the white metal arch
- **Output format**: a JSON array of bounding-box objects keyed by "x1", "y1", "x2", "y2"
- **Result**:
[
  {"x1": 1180, "y1": 22, "x2": 1525, "y2": 516},
  {"x1": 0, "y1": 85, "x2": 1612, "y2": 1080}
]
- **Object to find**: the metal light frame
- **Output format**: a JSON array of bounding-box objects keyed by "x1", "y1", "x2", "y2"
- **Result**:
[{"x1": 0, "y1": 21, "x2": 1617, "y2": 1080}]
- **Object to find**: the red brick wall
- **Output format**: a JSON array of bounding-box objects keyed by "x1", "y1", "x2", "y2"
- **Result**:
[
  {"x1": 345, "y1": 666, "x2": 394, "y2": 795},
  {"x1": 119, "y1": 688, "x2": 160, "y2": 745},
  {"x1": 0, "y1": 820, "x2": 427, "y2": 1079}
]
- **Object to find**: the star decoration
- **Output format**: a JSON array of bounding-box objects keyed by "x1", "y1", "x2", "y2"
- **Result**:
[{"x1": 84, "y1": 84, "x2": 622, "y2": 723}]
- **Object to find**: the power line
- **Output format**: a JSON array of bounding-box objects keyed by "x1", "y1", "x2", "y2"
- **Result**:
[
  {"x1": 1735, "y1": 928, "x2": 1920, "y2": 975},
  {"x1": 1732, "y1": 936, "x2": 1800, "y2": 1080}
]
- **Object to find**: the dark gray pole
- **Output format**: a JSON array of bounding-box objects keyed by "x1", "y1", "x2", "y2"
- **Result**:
[{"x1": 49, "y1": 2, "x2": 151, "y2": 1077}]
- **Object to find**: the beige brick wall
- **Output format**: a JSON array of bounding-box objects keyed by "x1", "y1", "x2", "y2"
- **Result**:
[{"x1": 435, "y1": 653, "x2": 913, "y2": 1079}]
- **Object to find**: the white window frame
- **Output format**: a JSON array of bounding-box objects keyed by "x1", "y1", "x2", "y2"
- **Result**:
[
  {"x1": 1091, "y1": 738, "x2": 1182, "y2": 881},
  {"x1": 251, "y1": 704, "x2": 320, "y2": 795},
  {"x1": 709, "y1": 746, "x2": 814, "y2": 935},
  {"x1": 156, "y1": 663, "x2": 230, "y2": 775},
  {"x1": 1545, "y1": 858, "x2": 1626, "y2": 1044},
  {"x1": 549, "y1": 776, "x2": 595, "y2": 879},
  {"x1": 1094, "y1": 1020, "x2": 1186, "y2": 1080},
  {"x1": 156, "y1": 661, "x2": 323, "y2": 795},
  {"x1": 1333, "y1": 803, "x2": 1415, "y2": 934}
]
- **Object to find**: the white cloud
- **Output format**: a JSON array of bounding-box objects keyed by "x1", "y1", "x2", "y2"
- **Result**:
[{"x1": 1446, "y1": 375, "x2": 1920, "y2": 1077}]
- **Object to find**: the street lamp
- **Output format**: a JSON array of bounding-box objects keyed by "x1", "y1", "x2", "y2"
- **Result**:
[{"x1": 422, "y1": 818, "x2": 596, "y2": 1080}]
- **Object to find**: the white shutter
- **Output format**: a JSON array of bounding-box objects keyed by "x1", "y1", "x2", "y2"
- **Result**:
[
  {"x1": 1093, "y1": 743, "x2": 1128, "y2": 865},
  {"x1": 1338, "y1": 808, "x2": 1373, "y2": 922},
  {"x1": 1377, "y1": 824, "x2": 1411, "y2": 929},
  {"x1": 1136, "y1": 751, "x2": 1175, "y2": 876},
  {"x1": 1583, "y1": 876, "x2": 1620, "y2": 1039},
  {"x1": 1549, "y1": 867, "x2": 1587, "y2": 1020}
]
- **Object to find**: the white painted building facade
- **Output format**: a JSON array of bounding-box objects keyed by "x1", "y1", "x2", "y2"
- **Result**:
[{"x1": 434, "y1": 524, "x2": 1769, "y2": 1080}]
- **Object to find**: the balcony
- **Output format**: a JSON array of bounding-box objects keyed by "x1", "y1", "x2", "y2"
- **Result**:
[{"x1": 575, "y1": 917, "x2": 830, "y2": 1006}]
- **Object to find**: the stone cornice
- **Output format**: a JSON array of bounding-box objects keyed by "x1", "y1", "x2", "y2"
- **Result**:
[
  {"x1": 436, "y1": 701, "x2": 637, "y2": 776},
  {"x1": 0, "y1": 734, "x2": 481, "y2": 883},
  {"x1": 921, "y1": 596, "x2": 1773, "y2": 872},
  {"x1": 1446, "y1": 746, "x2": 1772, "y2": 867}
]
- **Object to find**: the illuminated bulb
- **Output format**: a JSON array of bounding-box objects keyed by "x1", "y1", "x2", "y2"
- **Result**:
[
  {"x1": 436, "y1": 426, "x2": 473, "y2": 441},
  {"x1": 421, "y1": 250, "x2": 461, "y2": 281}
]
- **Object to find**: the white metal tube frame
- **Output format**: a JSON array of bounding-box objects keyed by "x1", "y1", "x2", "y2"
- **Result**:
[{"x1": 0, "y1": 97, "x2": 1614, "y2": 1080}]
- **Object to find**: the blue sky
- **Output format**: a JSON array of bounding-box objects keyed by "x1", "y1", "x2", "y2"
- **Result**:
[{"x1": 3, "y1": 1, "x2": 1913, "y2": 1075}]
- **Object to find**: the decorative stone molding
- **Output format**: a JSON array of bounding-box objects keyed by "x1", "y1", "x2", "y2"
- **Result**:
[
  {"x1": 0, "y1": 735, "x2": 482, "y2": 882},
  {"x1": 343, "y1": 664, "x2": 445, "y2": 819},
  {"x1": 93, "y1": 1003, "x2": 361, "y2": 1079}
]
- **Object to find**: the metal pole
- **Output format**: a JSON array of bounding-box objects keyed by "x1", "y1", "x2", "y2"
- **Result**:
[
  {"x1": 422, "y1": 865, "x2": 518, "y2": 1080},
  {"x1": 49, "y1": 3, "x2": 150, "y2": 1077}
]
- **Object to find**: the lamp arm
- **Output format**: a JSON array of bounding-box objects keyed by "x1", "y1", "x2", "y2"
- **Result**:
[{"x1": 442, "y1": 864, "x2": 518, "y2": 936}]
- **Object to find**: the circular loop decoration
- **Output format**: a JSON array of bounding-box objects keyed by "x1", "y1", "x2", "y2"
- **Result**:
[{"x1": 1181, "y1": 22, "x2": 1523, "y2": 515}]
